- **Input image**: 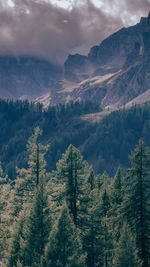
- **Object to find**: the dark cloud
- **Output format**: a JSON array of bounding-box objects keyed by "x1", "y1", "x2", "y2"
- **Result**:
[
  {"x1": 124, "y1": 0, "x2": 150, "y2": 13},
  {"x1": 0, "y1": 0, "x2": 149, "y2": 64}
]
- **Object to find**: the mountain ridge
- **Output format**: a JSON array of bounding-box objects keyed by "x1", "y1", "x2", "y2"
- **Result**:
[
  {"x1": 0, "y1": 56, "x2": 62, "y2": 99},
  {"x1": 47, "y1": 12, "x2": 150, "y2": 108},
  {"x1": 0, "y1": 13, "x2": 150, "y2": 107},
  {"x1": 64, "y1": 12, "x2": 150, "y2": 82}
]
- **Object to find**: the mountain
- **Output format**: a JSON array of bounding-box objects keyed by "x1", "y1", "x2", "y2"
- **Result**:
[
  {"x1": 54, "y1": 12, "x2": 150, "y2": 108},
  {"x1": 0, "y1": 14, "x2": 150, "y2": 107},
  {"x1": 0, "y1": 56, "x2": 62, "y2": 99},
  {"x1": 64, "y1": 13, "x2": 150, "y2": 82}
]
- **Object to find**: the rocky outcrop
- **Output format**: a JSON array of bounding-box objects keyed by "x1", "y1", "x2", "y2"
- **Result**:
[
  {"x1": 64, "y1": 54, "x2": 94, "y2": 82},
  {"x1": 46, "y1": 53, "x2": 150, "y2": 108},
  {"x1": 64, "y1": 13, "x2": 150, "y2": 82}
]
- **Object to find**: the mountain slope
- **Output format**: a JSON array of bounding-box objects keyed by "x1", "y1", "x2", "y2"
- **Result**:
[
  {"x1": 1, "y1": 99, "x2": 150, "y2": 179},
  {"x1": 39, "y1": 53, "x2": 150, "y2": 108},
  {"x1": 0, "y1": 14, "x2": 150, "y2": 107},
  {"x1": 64, "y1": 13, "x2": 150, "y2": 82},
  {"x1": 0, "y1": 56, "x2": 62, "y2": 99},
  {"x1": 35, "y1": 13, "x2": 150, "y2": 108}
]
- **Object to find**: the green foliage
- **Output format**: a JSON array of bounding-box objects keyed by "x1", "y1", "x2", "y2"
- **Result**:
[
  {"x1": 20, "y1": 182, "x2": 51, "y2": 267},
  {"x1": 12, "y1": 127, "x2": 49, "y2": 218},
  {"x1": 2, "y1": 121, "x2": 150, "y2": 266},
  {"x1": 55, "y1": 144, "x2": 88, "y2": 226},
  {"x1": 43, "y1": 203, "x2": 86, "y2": 267},
  {"x1": 7, "y1": 211, "x2": 25, "y2": 267},
  {"x1": 83, "y1": 103, "x2": 150, "y2": 174},
  {"x1": 123, "y1": 140, "x2": 150, "y2": 267},
  {"x1": 0, "y1": 99, "x2": 98, "y2": 179},
  {"x1": 109, "y1": 168, "x2": 124, "y2": 243},
  {"x1": 113, "y1": 223, "x2": 140, "y2": 267},
  {"x1": 85, "y1": 189, "x2": 105, "y2": 267},
  {"x1": 0, "y1": 165, "x2": 13, "y2": 257},
  {"x1": 3, "y1": 99, "x2": 150, "y2": 180}
]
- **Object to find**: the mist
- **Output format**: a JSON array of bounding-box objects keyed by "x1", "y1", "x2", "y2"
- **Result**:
[{"x1": 0, "y1": 0, "x2": 149, "y2": 64}]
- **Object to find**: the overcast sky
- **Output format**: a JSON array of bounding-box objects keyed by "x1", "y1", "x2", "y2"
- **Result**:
[{"x1": 0, "y1": 0, "x2": 149, "y2": 64}]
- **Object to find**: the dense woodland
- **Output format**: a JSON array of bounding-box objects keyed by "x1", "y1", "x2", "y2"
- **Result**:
[
  {"x1": 1, "y1": 127, "x2": 150, "y2": 266},
  {"x1": 1, "y1": 99, "x2": 150, "y2": 179}
]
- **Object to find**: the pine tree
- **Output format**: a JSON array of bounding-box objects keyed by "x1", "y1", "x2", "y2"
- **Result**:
[
  {"x1": 85, "y1": 189, "x2": 105, "y2": 267},
  {"x1": 0, "y1": 164, "x2": 12, "y2": 258},
  {"x1": 101, "y1": 189, "x2": 112, "y2": 267},
  {"x1": 56, "y1": 144, "x2": 88, "y2": 226},
  {"x1": 12, "y1": 127, "x2": 49, "y2": 217},
  {"x1": 7, "y1": 210, "x2": 25, "y2": 267},
  {"x1": 124, "y1": 140, "x2": 150, "y2": 267},
  {"x1": 42, "y1": 202, "x2": 86, "y2": 267},
  {"x1": 113, "y1": 223, "x2": 140, "y2": 267},
  {"x1": 20, "y1": 174, "x2": 51, "y2": 267},
  {"x1": 109, "y1": 168, "x2": 123, "y2": 244},
  {"x1": 96, "y1": 172, "x2": 111, "y2": 191},
  {"x1": 87, "y1": 167, "x2": 95, "y2": 190},
  {"x1": 7, "y1": 127, "x2": 50, "y2": 266}
]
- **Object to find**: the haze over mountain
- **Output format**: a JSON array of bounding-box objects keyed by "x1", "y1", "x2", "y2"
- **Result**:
[
  {"x1": 0, "y1": 2, "x2": 150, "y2": 107},
  {"x1": 36, "y1": 12, "x2": 150, "y2": 108},
  {"x1": 0, "y1": 56, "x2": 62, "y2": 99}
]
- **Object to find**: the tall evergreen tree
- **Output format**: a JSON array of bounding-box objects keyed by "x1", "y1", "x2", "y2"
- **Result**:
[
  {"x1": 7, "y1": 210, "x2": 25, "y2": 267},
  {"x1": 7, "y1": 127, "x2": 50, "y2": 266},
  {"x1": 87, "y1": 167, "x2": 95, "y2": 190},
  {"x1": 113, "y1": 223, "x2": 140, "y2": 267},
  {"x1": 20, "y1": 174, "x2": 51, "y2": 267},
  {"x1": 85, "y1": 189, "x2": 105, "y2": 267},
  {"x1": 109, "y1": 168, "x2": 123, "y2": 244},
  {"x1": 101, "y1": 189, "x2": 112, "y2": 267},
  {"x1": 56, "y1": 144, "x2": 88, "y2": 226},
  {"x1": 12, "y1": 127, "x2": 49, "y2": 217},
  {"x1": 0, "y1": 165, "x2": 12, "y2": 258},
  {"x1": 124, "y1": 140, "x2": 150, "y2": 267},
  {"x1": 42, "y1": 202, "x2": 86, "y2": 267}
]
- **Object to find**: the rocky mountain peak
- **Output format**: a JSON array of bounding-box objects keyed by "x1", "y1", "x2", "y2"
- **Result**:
[
  {"x1": 63, "y1": 13, "x2": 150, "y2": 83},
  {"x1": 147, "y1": 11, "x2": 150, "y2": 25},
  {"x1": 139, "y1": 12, "x2": 150, "y2": 56}
]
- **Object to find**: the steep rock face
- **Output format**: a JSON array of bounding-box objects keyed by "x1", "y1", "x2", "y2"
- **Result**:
[
  {"x1": 50, "y1": 13, "x2": 148, "y2": 108},
  {"x1": 46, "y1": 55, "x2": 150, "y2": 108},
  {"x1": 64, "y1": 54, "x2": 94, "y2": 82},
  {"x1": 64, "y1": 14, "x2": 150, "y2": 82},
  {"x1": 0, "y1": 56, "x2": 62, "y2": 99},
  {"x1": 101, "y1": 56, "x2": 150, "y2": 107}
]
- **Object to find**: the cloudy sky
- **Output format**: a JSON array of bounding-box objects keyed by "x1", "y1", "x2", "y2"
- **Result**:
[{"x1": 0, "y1": 0, "x2": 149, "y2": 64}]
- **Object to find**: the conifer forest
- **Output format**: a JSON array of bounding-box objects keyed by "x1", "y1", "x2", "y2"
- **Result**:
[
  {"x1": 1, "y1": 124, "x2": 150, "y2": 267},
  {"x1": 0, "y1": 1, "x2": 150, "y2": 266}
]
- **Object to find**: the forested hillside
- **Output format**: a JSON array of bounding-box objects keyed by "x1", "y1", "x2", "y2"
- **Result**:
[
  {"x1": 0, "y1": 99, "x2": 98, "y2": 179},
  {"x1": 1, "y1": 99, "x2": 150, "y2": 178},
  {"x1": 1, "y1": 128, "x2": 150, "y2": 266}
]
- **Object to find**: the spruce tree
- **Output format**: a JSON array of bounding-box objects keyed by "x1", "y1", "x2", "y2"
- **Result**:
[
  {"x1": 101, "y1": 189, "x2": 112, "y2": 267},
  {"x1": 43, "y1": 202, "x2": 86, "y2": 267},
  {"x1": 87, "y1": 167, "x2": 95, "y2": 190},
  {"x1": 124, "y1": 140, "x2": 150, "y2": 267},
  {"x1": 56, "y1": 144, "x2": 87, "y2": 226},
  {"x1": 109, "y1": 168, "x2": 123, "y2": 244},
  {"x1": 12, "y1": 127, "x2": 49, "y2": 217},
  {"x1": 7, "y1": 127, "x2": 50, "y2": 266},
  {"x1": 7, "y1": 210, "x2": 25, "y2": 267},
  {"x1": 0, "y1": 165, "x2": 12, "y2": 258},
  {"x1": 113, "y1": 223, "x2": 140, "y2": 267},
  {"x1": 20, "y1": 174, "x2": 51, "y2": 267},
  {"x1": 85, "y1": 189, "x2": 105, "y2": 267}
]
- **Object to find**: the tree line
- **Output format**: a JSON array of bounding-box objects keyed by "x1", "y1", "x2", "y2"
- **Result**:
[{"x1": 0, "y1": 127, "x2": 150, "y2": 266}]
